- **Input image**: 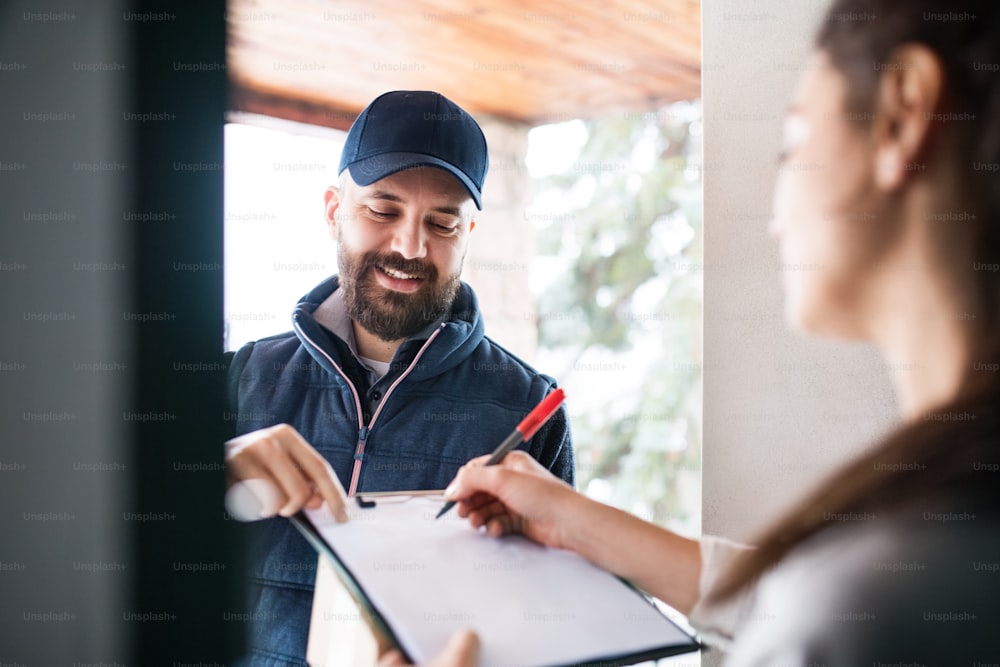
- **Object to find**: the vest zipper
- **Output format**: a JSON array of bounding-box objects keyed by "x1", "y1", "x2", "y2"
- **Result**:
[
  {"x1": 352, "y1": 425, "x2": 370, "y2": 496},
  {"x1": 347, "y1": 325, "x2": 445, "y2": 495},
  {"x1": 292, "y1": 314, "x2": 365, "y2": 489},
  {"x1": 293, "y1": 315, "x2": 446, "y2": 496}
]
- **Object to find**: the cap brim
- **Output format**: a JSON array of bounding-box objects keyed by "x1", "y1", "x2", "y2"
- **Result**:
[{"x1": 344, "y1": 152, "x2": 483, "y2": 209}]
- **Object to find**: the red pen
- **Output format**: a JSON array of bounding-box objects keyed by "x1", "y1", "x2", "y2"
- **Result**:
[{"x1": 435, "y1": 388, "x2": 566, "y2": 519}]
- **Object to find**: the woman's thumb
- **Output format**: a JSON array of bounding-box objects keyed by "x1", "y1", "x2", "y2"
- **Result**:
[{"x1": 432, "y1": 629, "x2": 479, "y2": 667}]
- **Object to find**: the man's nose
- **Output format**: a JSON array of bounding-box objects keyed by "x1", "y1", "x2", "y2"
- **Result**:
[{"x1": 389, "y1": 217, "x2": 427, "y2": 260}]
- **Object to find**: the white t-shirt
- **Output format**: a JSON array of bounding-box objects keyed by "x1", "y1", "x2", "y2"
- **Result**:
[
  {"x1": 312, "y1": 290, "x2": 391, "y2": 383},
  {"x1": 358, "y1": 354, "x2": 391, "y2": 381}
]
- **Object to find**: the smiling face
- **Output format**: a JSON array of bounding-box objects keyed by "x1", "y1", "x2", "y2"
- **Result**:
[
  {"x1": 770, "y1": 52, "x2": 904, "y2": 339},
  {"x1": 325, "y1": 166, "x2": 476, "y2": 342}
]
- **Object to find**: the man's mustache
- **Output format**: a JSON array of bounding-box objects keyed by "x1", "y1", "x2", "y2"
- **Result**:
[{"x1": 360, "y1": 253, "x2": 438, "y2": 281}]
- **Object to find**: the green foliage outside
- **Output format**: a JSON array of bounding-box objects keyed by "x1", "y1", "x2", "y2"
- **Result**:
[{"x1": 530, "y1": 101, "x2": 703, "y2": 533}]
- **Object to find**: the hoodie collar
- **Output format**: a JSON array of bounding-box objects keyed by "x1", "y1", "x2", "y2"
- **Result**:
[{"x1": 293, "y1": 275, "x2": 485, "y2": 382}]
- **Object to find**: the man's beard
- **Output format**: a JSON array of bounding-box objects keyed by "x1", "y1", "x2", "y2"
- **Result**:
[{"x1": 337, "y1": 244, "x2": 461, "y2": 342}]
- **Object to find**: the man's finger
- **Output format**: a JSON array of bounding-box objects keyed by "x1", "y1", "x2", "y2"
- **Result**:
[
  {"x1": 262, "y1": 444, "x2": 317, "y2": 516},
  {"x1": 225, "y1": 454, "x2": 269, "y2": 487},
  {"x1": 290, "y1": 446, "x2": 348, "y2": 522},
  {"x1": 277, "y1": 426, "x2": 349, "y2": 521}
]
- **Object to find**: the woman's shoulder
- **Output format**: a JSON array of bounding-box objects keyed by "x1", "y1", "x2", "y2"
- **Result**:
[{"x1": 724, "y1": 502, "x2": 1000, "y2": 666}]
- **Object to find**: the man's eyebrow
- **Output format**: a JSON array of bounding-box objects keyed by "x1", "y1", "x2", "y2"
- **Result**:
[
  {"x1": 364, "y1": 191, "x2": 463, "y2": 217},
  {"x1": 367, "y1": 190, "x2": 404, "y2": 203},
  {"x1": 431, "y1": 205, "x2": 462, "y2": 217}
]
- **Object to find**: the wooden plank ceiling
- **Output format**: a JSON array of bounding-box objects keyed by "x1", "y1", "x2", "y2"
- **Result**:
[{"x1": 227, "y1": 0, "x2": 700, "y2": 129}]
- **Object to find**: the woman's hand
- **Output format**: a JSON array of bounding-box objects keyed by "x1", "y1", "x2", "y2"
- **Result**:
[
  {"x1": 446, "y1": 450, "x2": 704, "y2": 614},
  {"x1": 443, "y1": 450, "x2": 588, "y2": 550},
  {"x1": 379, "y1": 629, "x2": 479, "y2": 667}
]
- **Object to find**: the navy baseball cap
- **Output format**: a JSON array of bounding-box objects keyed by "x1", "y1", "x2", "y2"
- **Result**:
[{"x1": 338, "y1": 91, "x2": 489, "y2": 209}]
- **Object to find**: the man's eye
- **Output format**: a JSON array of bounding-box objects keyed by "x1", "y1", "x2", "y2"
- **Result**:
[
  {"x1": 433, "y1": 223, "x2": 458, "y2": 234},
  {"x1": 368, "y1": 208, "x2": 394, "y2": 218}
]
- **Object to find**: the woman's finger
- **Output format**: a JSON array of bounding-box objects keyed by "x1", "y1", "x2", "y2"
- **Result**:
[{"x1": 430, "y1": 629, "x2": 479, "y2": 667}]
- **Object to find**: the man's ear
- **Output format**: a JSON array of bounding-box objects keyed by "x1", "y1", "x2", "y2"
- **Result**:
[
  {"x1": 324, "y1": 186, "x2": 340, "y2": 238},
  {"x1": 871, "y1": 44, "x2": 945, "y2": 191},
  {"x1": 469, "y1": 220, "x2": 476, "y2": 232}
]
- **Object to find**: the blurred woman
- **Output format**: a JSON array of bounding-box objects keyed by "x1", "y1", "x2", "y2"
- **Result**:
[{"x1": 437, "y1": 0, "x2": 1000, "y2": 664}]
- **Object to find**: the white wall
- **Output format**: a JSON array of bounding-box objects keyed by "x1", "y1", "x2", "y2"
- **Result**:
[
  {"x1": 702, "y1": 1, "x2": 898, "y2": 543},
  {"x1": 463, "y1": 117, "x2": 538, "y2": 360}
]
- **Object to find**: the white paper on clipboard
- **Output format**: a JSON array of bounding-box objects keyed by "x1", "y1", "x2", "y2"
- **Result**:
[{"x1": 301, "y1": 495, "x2": 698, "y2": 667}]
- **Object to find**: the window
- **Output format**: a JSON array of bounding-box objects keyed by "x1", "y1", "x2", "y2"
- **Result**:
[
  {"x1": 223, "y1": 118, "x2": 345, "y2": 351},
  {"x1": 526, "y1": 103, "x2": 703, "y2": 535}
]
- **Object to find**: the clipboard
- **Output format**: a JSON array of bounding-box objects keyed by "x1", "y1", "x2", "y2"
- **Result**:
[
  {"x1": 292, "y1": 494, "x2": 701, "y2": 667},
  {"x1": 295, "y1": 491, "x2": 450, "y2": 659}
]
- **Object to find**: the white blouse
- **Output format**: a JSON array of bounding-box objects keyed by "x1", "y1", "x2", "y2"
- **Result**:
[{"x1": 687, "y1": 512, "x2": 1000, "y2": 665}]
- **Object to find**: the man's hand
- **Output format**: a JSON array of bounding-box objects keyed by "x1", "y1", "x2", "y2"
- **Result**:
[
  {"x1": 225, "y1": 423, "x2": 348, "y2": 521},
  {"x1": 379, "y1": 630, "x2": 479, "y2": 667}
]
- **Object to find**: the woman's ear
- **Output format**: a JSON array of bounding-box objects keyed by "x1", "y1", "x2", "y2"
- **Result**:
[{"x1": 871, "y1": 44, "x2": 945, "y2": 191}]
